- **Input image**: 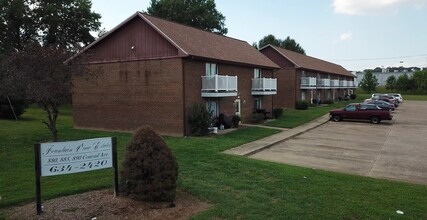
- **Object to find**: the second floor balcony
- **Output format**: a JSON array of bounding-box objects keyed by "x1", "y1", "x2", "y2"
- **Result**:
[
  {"x1": 252, "y1": 78, "x2": 277, "y2": 95},
  {"x1": 317, "y1": 78, "x2": 331, "y2": 89},
  {"x1": 301, "y1": 77, "x2": 317, "y2": 89},
  {"x1": 201, "y1": 75, "x2": 238, "y2": 97}
]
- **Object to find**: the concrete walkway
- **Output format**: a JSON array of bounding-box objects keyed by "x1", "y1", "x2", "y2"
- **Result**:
[{"x1": 224, "y1": 114, "x2": 331, "y2": 156}]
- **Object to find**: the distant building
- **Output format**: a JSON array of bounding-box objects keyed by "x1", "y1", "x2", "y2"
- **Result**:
[{"x1": 356, "y1": 71, "x2": 415, "y2": 86}]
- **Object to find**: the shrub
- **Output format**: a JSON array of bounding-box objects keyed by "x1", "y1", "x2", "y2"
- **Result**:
[
  {"x1": 323, "y1": 99, "x2": 334, "y2": 105},
  {"x1": 337, "y1": 96, "x2": 343, "y2": 101},
  {"x1": 252, "y1": 113, "x2": 265, "y2": 123},
  {"x1": 188, "y1": 103, "x2": 212, "y2": 136},
  {"x1": 350, "y1": 94, "x2": 357, "y2": 100},
  {"x1": 217, "y1": 113, "x2": 233, "y2": 129},
  {"x1": 295, "y1": 100, "x2": 308, "y2": 110},
  {"x1": 232, "y1": 114, "x2": 241, "y2": 128},
  {"x1": 272, "y1": 108, "x2": 284, "y2": 119},
  {"x1": 0, "y1": 97, "x2": 28, "y2": 119},
  {"x1": 121, "y1": 126, "x2": 178, "y2": 202}
]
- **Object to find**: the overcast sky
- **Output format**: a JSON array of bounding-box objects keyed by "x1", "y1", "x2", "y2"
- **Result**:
[{"x1": 91, "y1": 0, "x2": 427, "y2": 71}]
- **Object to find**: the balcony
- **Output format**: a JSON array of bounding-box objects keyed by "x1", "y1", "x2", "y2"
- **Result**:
[
  {"x1": 301, "y1": 77, "x2": 317, "y2": 89},
  {"x1": 251, "y1": 78, "x2": 277, "y2": 95},
  {"x1": 317, "y1": 78, "x2": 331, "y2": 89},
  {"x1": 201, "y1": 75, "x2": 238, "y2": 97},
  {"x1": 331, "y1": 79, "x2": 339, "y2": 88}
]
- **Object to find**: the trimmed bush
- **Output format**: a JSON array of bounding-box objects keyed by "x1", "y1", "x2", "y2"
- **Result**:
[
  {"x1": 188, "y1": 103, "x2": 212, "y2": 136},
  {"x1": 252, "y1": 113, "x2": 265, "y2": 123},
  {"x1": 232, "y1": 114, "x2": 241, "y2": 128},
  {"x1": 295, "y1": 101, "x2": 308, "y2": 110},
  {"x1": 272, "y1": 108, "x2": 284, "y2": 119},
  {"x1": 350, "y1": 94, "x2": 357, "y2": 100},
  {"x1": 121, "y1": 126, "x2": 178, "y2": 202},
  {"x1": 322, "y1": 100, "x2": 334, "y2": 105},
  {"x1": 0, "y1": 97, "x2": 28, "y2": 119}
]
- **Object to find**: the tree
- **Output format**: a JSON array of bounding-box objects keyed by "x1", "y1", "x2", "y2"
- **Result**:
[
  {"x1": 147, "y1": 0, "x2": 227, "y2": 35},
  {"x1": 412, "y1": 70, "x2": 427, "y2": 93},
  {"x1": 385, "y1": 75, "x2": 396, "y2": 91},
  {"x1": 0, "y1": 0, "x2": 101, "y2": 52},
  {"x1": 280, "y1": 36, "x2": 305, "y2": 54},
  {"x1": 359, "y1": 70, "x2": 378, "y2": 93},
  {"x1": 256, "y1": 34, "x2": 306, "y2": 54},
  {"x1": 0, "y1": 44, "x2": 89, "y2": 141},
  {"x1": 0, "y1": 0, "x2": 36, "y2": 53}
]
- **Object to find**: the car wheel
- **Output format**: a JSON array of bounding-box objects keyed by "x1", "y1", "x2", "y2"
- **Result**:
[
  {"x1": 332, "y1": 115, "x2": 341, "y2": 122},
  {"x1": 371, "y1": 116, "x2": 380, "y2": 124}
]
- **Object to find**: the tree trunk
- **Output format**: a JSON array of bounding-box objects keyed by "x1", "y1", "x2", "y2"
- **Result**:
[{"x1": 41, "y1": 103, "x2": 59, "y2": 142}]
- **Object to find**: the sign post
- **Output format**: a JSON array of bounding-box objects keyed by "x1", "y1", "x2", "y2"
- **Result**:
[{"x1": 34, "y1": 137, "x2": 117, "y2": 215}]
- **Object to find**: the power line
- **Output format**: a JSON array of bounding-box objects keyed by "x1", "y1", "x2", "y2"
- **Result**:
[{"x1": 329, "y1": 54, "x2": 427, "y2": 62}]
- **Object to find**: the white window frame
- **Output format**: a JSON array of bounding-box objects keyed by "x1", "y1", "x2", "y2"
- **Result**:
[
  {"x1": 206, "y1": 101, "x2": 219, "y2": 117},
  {"x1": 254, "y1": 98, "x2": 262, "y2": 110},
  {"x1": 254, "y1": 68, "x2": 262, "y2": 79},
  {"x1": 206, "y1": 63, "x2": 218, "y2": 76}
]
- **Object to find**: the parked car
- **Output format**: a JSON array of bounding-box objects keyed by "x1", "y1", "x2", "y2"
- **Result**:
[
  {"x1": 363, "y1": 100, "x2": 395, "y2": 111},
  {"x1": 330, "y1": 103, "x2": 393, "y2": 124},
  {"x1": 388, "y1": 93, "x2": 404, "y2": 103}
]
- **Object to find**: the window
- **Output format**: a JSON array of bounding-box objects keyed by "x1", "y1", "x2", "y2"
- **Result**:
[
  {"x1": 206, "y1": 101, "x2": 219, "y2": 117},
  {"x1": 254, "y1": 98, "x2": 262, "y2": 110},
  {"x1": 254, "y1": 68, "x2": 262, "y2": 78},
  {"x1": 205, "y1": 63, "x2": 218, "y2": 76},
  {"x1": 345, "y1": 105, "x2": 356, "y2": 111},
  {"x1": 301, "y1": 91, "x2": 306, "y2": 101}
]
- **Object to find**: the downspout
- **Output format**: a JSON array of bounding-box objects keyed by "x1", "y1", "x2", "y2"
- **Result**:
[{"x1": 182, "y1": 59, "x2": 187, "y2": 137}]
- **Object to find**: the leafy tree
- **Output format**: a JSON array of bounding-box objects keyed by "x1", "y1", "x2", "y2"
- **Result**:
[
  {"x1": 359, "y1": 70, "x2": 378, "y2": 93},
  {"x1": 147, "y1": 0, "x2": 227, "y2": 35},
  {"x1": 412, "y1": 70, "x2": 427, "y2": 93},
  {"x1": 0, "y1": 0, "x2": 101, "y2": 52},
  {"x1": 33, "y1": 0, "x2": 101, "y2": 49},
  {"x1": 280, "y1": 36, "x2": 305, "y2": 54},
  {"x1": 385, "y1": 75, "x2": 396, "y2": 91},
  {"x1": 256, "y1": 34, "x2": 305, "y2": 54},
  {"x1": 257, "y1": 34, "x2": 281, "y2": 49},
  {"x1": 0, "y1": 44, "x2": 89, "y2": 141},
  {"x1": 396, "y1": 73, "x2": 410, "y2": 92},
  {"x1": 0, "y1": 0, "x2": 36, "y2": 53}
]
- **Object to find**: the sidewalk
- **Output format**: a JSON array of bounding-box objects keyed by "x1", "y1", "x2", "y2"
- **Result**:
[{"x1": 223, "y1": 114, "x2": 331, "y2": 156}]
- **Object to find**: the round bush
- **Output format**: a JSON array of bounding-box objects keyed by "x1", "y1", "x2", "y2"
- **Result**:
[
  {"x1": 120, "y1": 126, "x2": 178, "y2": 202},
  {"x1": 295, "y1": 101, "x2": 308, "y2": 110},
  {"x1": 0, "y1": 97, "x2": 28, "y2": 119}
]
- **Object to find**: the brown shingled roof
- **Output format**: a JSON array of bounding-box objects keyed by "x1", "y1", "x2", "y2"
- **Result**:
[
  {"x1": 264, "y1": 45, "x2": 354, "y2": 77},
  {"x1": 139, "y1": 13, "x2": 279, "y2": 69}
]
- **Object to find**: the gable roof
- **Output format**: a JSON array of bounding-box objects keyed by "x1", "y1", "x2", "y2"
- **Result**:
[
  {"x1": 261, "y1": 45, "x2": 354, "y2": 77},
  {"x1": 71, "y1": 12, "x2": 279, "y2": 69}
]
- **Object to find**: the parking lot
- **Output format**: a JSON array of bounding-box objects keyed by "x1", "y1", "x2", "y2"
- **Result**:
[{"x1": 250, "y1": 101, "x2": 427, "y2": 185}]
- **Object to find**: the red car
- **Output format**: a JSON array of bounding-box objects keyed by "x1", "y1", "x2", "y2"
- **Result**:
[{"x1": 330, "y1": 103, "x2": 393, "y2": 124}]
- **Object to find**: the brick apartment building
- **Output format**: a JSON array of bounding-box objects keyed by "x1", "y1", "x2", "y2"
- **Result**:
[
  {"x1": 260, "y1": 45, "x2": 356, "y2": 109},
  {"x1": 72, "y1": 12, "x2": 279, "y2": 136}
]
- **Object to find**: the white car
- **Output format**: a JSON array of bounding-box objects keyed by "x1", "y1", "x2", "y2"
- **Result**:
[{"x1": 389, "y1": 93, "x2": 403, "y2": 103}]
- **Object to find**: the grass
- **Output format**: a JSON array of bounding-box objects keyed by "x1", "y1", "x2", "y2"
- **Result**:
[
  {"x1": 1, "y1": 105, "x2": 427, "y2": 219},
  {"x1": 266, "y1": 94, "x2": 370, "y2": 128}
]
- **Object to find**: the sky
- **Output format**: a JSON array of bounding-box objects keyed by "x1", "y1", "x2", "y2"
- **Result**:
[{"x1": 91, "y1": 0, "x2": 427, "y2": 71}]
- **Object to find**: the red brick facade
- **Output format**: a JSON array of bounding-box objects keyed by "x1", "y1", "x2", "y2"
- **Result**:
[{"x1": 73, "y1": 58, "x2": 185, "y2": 136}]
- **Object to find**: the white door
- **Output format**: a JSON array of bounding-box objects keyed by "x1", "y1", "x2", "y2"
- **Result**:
[{"x1": 234, "y1": 99, "x2": 241, "y2": 116}]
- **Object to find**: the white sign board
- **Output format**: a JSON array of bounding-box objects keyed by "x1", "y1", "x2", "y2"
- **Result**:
[{"x1": 40, "y1": 137, "x2": 113, "y2": 177}]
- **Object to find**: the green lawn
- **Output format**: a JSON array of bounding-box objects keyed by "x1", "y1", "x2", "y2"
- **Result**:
[
  {"x1": 266, "y1": 94, "x2": 370, "y2": 128},
  {"x1": 1, "y1": 106, "x2": 427, "y2": 219}
]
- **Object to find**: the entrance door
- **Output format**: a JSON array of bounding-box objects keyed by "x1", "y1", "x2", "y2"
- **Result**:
[{"x1": 234, "y1": 99, "x2": 241, "y2": 116}]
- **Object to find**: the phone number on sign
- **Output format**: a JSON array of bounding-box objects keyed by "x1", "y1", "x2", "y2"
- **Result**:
[{"x1": 48, "y1": 160, "x2": 109, "y2": 173}]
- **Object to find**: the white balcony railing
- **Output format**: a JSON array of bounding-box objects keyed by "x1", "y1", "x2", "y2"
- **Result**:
[
  {"x1": 340, "y1": 80, "x2": 348, "y2": 87},
  {"x1": 252, "y1": 78, "x2": 277, "y2": 91},
  {"x1": 331, "y1": 79, "x2": 339, "y2": 87},
  {"x1": 317, "y1": 78, "x2": 331, "y2": 88},
  {"x1": 301, "y1": 77, "x2": 317, "y2": 88},
  {"x1": 201, "y1": 75, "x2": 238, "y2": 97}
]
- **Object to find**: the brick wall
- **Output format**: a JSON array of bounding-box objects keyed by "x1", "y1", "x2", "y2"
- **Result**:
[
  {"x1": 73, "y1": 58, "x2": 184, "y2": 136},
  {"x1": 183, "y1": 59, "x2": 275, "y2": 134}
]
